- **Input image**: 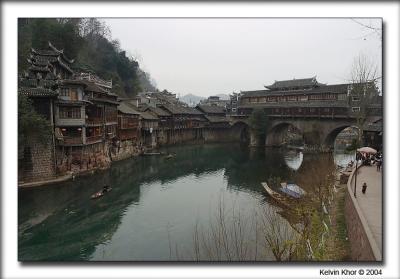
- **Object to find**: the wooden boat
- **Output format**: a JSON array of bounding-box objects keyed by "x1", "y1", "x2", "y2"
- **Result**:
[
  {"x1": 261, "y1": 181, "x2": 305, "y2": 206},
  {"x1": 91, "y1": 187, "x2": 112, "y2": 199},
  {"x1": 261, "y1": 182, "x2": 290, "y2": 205}
]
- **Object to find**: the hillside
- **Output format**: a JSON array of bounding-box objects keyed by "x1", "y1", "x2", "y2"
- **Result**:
[{"x1": 18, "y1": 18, "x2": 156, "y2": 97}]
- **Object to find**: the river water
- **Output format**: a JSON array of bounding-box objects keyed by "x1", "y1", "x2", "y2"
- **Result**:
[{"x1": 18, "y1": 143, "x2": 354, "y2": 261}]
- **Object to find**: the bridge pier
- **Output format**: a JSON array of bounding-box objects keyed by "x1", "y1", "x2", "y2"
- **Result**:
[{"x1": 249, "y1": 130, "x2": 265, "y2": 147}]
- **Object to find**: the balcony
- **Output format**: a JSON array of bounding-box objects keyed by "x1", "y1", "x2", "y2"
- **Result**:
[
  {"x1": 86, "y1": 135, "x2": 103, "y2": 144},
  {"x1": 120, "y1": 123, "x2": 139, "y2": 130},
  {"x1": 86, "y1": 117, "x2": 103, "y2": 126},
  {"x1": 60, "y1": 136, "x2": 83, "y2": 145}
]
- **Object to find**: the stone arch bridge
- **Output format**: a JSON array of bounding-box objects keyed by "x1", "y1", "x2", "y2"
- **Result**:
[{"x1": 228, "y1": 116, "x2": 357, "y2": 151}]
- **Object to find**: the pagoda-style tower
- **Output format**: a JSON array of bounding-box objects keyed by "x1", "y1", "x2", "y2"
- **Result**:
[{"x1": 18, "y1": 42, "x2": 76, "y2": 184}]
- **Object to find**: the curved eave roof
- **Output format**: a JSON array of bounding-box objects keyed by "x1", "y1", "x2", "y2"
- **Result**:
[{"x1": 19, "y1": 87, "x2": 58, "y2": 98}]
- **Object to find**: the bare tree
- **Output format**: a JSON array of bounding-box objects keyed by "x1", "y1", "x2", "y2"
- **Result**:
[{"x1": 349, "y1": 53, "x2": 380, "y2": 143}]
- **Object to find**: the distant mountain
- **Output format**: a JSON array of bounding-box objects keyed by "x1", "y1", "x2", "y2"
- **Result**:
[{"x1": 180, "y1": 94, "x2": 205, "y2": 106}]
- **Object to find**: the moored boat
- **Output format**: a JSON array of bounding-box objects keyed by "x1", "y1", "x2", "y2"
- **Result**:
[
  {"x1": 261, "y1": 181, "x2": 306, "y2": 205},
  {"x1": 261, "y1": 182, "x2": 290, "y2": 205}
]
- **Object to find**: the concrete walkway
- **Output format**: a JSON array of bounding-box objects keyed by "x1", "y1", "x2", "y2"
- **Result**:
[{"x1": 351, "y1": 165, "x2": 382, "y2": 254}]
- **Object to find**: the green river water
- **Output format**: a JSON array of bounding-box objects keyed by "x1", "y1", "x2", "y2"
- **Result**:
[{"x1": 18, "y1": 143, "x2": 354, "y2": 261}]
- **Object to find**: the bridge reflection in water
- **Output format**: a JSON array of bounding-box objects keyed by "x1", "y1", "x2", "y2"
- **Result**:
[{"x1": 18, "y1": 143, "x2": 353, "y2": 261}]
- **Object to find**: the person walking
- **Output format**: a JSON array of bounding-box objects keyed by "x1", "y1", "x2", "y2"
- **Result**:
[
  {"x1": 376, "y1": 159, "x2": 382, "y2": 171},
  {"x1": 362, "y1": 182, "x2": 367, "y2": 194}
]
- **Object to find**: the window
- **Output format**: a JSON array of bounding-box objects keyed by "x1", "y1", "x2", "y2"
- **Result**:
[
  {"x1": 287, "y1": 96, "x2": 297, "y2": 102},
  {"x1": 352, "y1": 107, "x2": 361, "y2": 112},
  {"x1": 338, "y1": 94, "x2": 347, "y2": 101},
  {"x1": 59, "y1": 106, "x2": 81, "y2": 119},
  {"x1": 70, "y1": 88, "x2": 78, "y2": 101},
  {"x1": 60, "y1": 88, "x2": 70, "y2": 96},
  {"x1": 347, "y1": 85, "x2": 353, "y2": 95},
  {"x1": 352, "y1": 96, "x2": 360, "y2": 102},
  {"x1": 299, "y1": 95, "x2": 308, "y2": 101}
]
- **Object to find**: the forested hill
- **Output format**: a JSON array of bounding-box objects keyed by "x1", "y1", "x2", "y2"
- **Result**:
[{"x1": 18, "y1": 18, "x2": 157, "y2": 97}]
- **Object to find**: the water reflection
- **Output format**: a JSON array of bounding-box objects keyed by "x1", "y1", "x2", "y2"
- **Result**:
[
  {"x1": 18, "y1": 144, "x2": 349, "y2": 261},
  {"x1": 283, "y1": 150, "x2": 304, "y2": 171},
  {"x1": 333, "y1": 152, "x2": 355, "y2": 167}
]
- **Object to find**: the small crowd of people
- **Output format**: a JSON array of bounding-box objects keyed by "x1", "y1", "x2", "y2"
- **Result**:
[
  {"x1": 346, "y1": 150, "x2": 382, "y2": 195},
  {"x1": 347, "y1": 150, "x2": 383, "y2": 172}
]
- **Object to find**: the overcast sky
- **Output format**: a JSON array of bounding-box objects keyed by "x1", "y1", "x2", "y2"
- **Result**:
[{"x1": 104, "y1": 18, "x2": 382, "y2": 97}]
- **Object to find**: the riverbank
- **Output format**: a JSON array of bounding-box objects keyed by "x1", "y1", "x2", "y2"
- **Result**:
[
  {"x1": 344, "y1": 165, "x2": 382, "y2": 261},
  {"x1": 18, "y1": 137, "x2": 238, "y2": 188}
]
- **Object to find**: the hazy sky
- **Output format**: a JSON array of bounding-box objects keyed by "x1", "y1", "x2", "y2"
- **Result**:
[{"x1": 104, "y1": 18, "x2": 382, "y2": 97}]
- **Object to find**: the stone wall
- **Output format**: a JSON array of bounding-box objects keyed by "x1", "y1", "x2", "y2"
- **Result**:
[
  {"x1": 55, "y1": 142, "x2": 111, "y2": 175},
  {"x1": 110, "y1": 139, "x2": 142, "y2": 161},
  {"x1": 18, "y1": 135, "x2": 56, "y2": 183},
  {"x1": 344, "y1": 167, "x2": 381, "y2": 261},
  {"x1": 19, "y1": 126, "x2": 246, "y2": 185}
]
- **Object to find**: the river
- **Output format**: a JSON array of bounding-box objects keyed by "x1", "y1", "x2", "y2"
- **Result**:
[{"x1": 18, "y1": 143, "x2": 354, "y2": 261}]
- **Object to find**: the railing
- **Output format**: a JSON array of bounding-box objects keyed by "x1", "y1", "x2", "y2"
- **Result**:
[
  {"x1": 77, "y1": 73, "x2": 112, "y2": 89},
  {"x1": 62, "y1": 136, "x2": 83, "y2": 145},
  {"x1": 86, "y1": 117, "x2": 103, "y2": 125},
  {"x1": 86, "y1": 135, "x2": 103, "y2": 143},
  {"x1": 120, "y1": 123, "x2": 139, "y2": 129}
]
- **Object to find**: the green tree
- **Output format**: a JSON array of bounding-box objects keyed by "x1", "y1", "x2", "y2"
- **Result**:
[
  {"x1": 18, "y1": 95, "x2": 52, "y2": 157},
  {"x1": 248, "y1": 108, "x2": 269, "y2": 136},
  {"x1": 18, "y1": 18, "x2": 156, "y2": 97}
]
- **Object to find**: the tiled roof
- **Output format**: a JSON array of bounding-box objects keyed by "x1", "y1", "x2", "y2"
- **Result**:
[
  {"x1": 238, "y1": 100, "x2": 349, "y2": 108},
  {"x1": 118, "y1": 101, "x2": 141, "y2": 115},
  {"x1": 265, "y1": 77, "x2": 325, "y2": 90},
  {"x1": 82, "y1": 80, "x2": 108, "y2": 93},
  {"x1": 28, "y1": 65, "x2": 50, "y2": 73},
  {"x1": 140, "y1": 110, "x2": 159, "y2": 120},
  {"x1": 160, "y1": 104, "x2": 190, "y2": 115},
  {"x1": 30, "y1": 54, "x2": 58, "y2": 66},
  {"x1": 185, "y1": 106, "x2": 204, "y2": 115},
  {"x1": 148, "y1": 106, "x2": 171, "y2": 117},
  {"x1": 204, "y1": 115, "x2": 229, "y2": 123},
  {"x1": 19, "y1": 87, "x2": 58, "y2": 97},
  {"x1": 241, "y1": 83, "x2": 350, "y2": 97},
  {"x1": 197, "y1": 104, "x2": 226, "y2": 114},
  {"x1": 89, "y1": 98, "x2": 119, "y2": 105}
]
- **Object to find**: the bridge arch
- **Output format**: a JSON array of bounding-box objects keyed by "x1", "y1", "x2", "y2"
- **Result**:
[
  {"x1": 323, "y1": 125, "x2": 360, "y2": 149},
  {"x1": 265, "y1": 122, "x2": 303, "y2": 147}
]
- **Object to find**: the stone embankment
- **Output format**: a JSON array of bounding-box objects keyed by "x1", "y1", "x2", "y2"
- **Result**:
[{"x1": 344, "y1": 165, "x2": 382, "y2": 261}]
